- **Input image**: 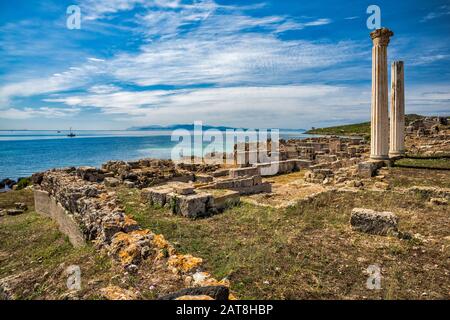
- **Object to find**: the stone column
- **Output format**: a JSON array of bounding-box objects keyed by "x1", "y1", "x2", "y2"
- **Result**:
[
  {"x1": 370, "y1": 28, "x2": 394, "y2": 160},
  {"x1": 389, "y1": 61, "x2": 405, "y2": 157}
]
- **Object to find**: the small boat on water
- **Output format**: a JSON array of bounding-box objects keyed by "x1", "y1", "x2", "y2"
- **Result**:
[{"x1": 67, "y1": 128, "x2": 76, "y2": 138}]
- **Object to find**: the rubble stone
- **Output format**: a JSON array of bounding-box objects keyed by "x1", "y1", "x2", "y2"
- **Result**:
[
  {"x1": 159, "y1": 285, "x2": 229, "y2": 300},
  {"x1": 100, "y1": 286, "x2": 138, "y2": 300},
  {"x1": 430, "y1": 198, "x2": 448, "y2": 206},
  {"x1": 104, "y1": 177, "x2": 120, "y2": 187},
  {"x1": 350, "y1": 208, "x2": 398, "y2": 236},
  {"x1": 14, "y1": 202, "x2": 28, "y2": 211},
  {"x1": 358, "y1": 161, "x2": 383, "y2": 178},
  {"x1": 6, "y1": 209, "x2": 24, "y2": 216}
]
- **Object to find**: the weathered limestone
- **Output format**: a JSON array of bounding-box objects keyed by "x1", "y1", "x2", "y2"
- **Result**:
[
  {"x1": 389, "y1": 61, "x2": 405, "y2": 158},
  {"x1": 171, "y1": 193, "x2": 215, "y2": 218},
  {"x1": 407, "y1": 186, "x2": 450, "y2": 200},
  {"x1": 34, "y1": 189, "x2": 85, "y2": 247},
  {"x1": 104, "y1": 177, "x2": 120, "y2": 187},
  {"x1": 32, "y1": 169, "x2": 235, "y2": 300},
  {"x1": 229, "y1": 167, "x2": 260, "y2": 178},
  {"x1": 370, "y1": 28, "x2": 394, "y2": 160},
  {"x1": 142, "y1": 185, "x2": 173, "y2": 207},
  {"x1": 159, "y1": 286, "x2": 229, "y2": 300},
  {"x1": 357, "y1": 160, "x2": 384, "y2": 178},
  {"x1": 209, "y1": 176, "x2": 271, "y2": 195},
  {"x1": 304, "y1": 169, "x2": 334, "y2": 184},
  {"x1": 350, "y1": 208, "x2": 398, "y2": 236},
  {"x1": 142, "y1": 183, "x2": 236, "y2": 218},
  {"x1": 195, "y1": 174, "x2": 214, "y2": 183},
  {"x1": 211, "y1": 190, "x2": 240, "y2": 211}
]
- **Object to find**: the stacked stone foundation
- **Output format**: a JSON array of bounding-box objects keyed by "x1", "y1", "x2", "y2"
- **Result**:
[{"x1": 32, "y1": 168, "x2": 235, "y2": 300}]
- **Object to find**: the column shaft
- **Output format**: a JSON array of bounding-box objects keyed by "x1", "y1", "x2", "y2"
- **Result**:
[
  {"x1": 389, "y1": 61, "x2": 405, "y2": 157},
  {"x1": 370, "y1": 28, "x2": 393, "y2": 161}
]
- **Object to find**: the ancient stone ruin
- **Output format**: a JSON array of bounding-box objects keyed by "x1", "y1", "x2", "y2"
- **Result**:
[
  {"x1": 389, "y1": 61, "x2": 405, "y2": 157},
  {"x1": 370, "y1": 28, "x2": 393, "y2": 161},
  {"x1": 32, "y1": 168, "x2": 235, "y2": 300},
  {"x1": 368, "y1": 28, "x2": 407, "y2": 162}
]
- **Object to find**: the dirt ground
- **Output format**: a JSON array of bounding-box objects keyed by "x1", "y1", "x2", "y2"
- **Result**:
[{"x1": 243, "y1": 171, "x2": 326, "y2": 208}]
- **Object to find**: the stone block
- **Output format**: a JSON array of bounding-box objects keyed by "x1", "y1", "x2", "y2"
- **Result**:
[
  {"x1": 158, "y1": 286, "x2": 229, "y2": 300},
  {"x1": 195, "y1": 174, "x2": 214, "y2": 183},
  {"x1": 6, "y1": 209, "x2": 24, "y2": 216},
  {"x1": 104, "y1": 177, "x2": 120, "y2": 187},
  {"x1": 211, "y1": 169, "x2": 229, "y2": 177},
  {"x1": 253, "y1": 175, "x2": 262, "y2": 185},
  {"x1": 14, "y1": 202, "x2": 28, "y2": 211},
  {"x1": 146, "y1": 187, "x2": 173, "y2": 207},
  {"x1": 175, "y1": 193, "x2": 214, "y2": 218},
  {"x1": 358, "y1": 161, "x2": 383, "y2": 178},
  {"x1": 350, "y1": 208, "x2": 398, "y2": 236},
  {"x1": 237, "y1": 177, "x2": 255, "y2": 188},
  {"x1": 174, "y1": 184, "x2": 194, "y2": 195},
  {"x1": 229, "y1": 167, "x2": 260, "y2": 178},
  {"x1": 34, "y1": 189, "x2": 85, "y2": 247},
  {"x1": 123, "y1": 180, "x2": 135, "y2": 188},
  {"x1": 237, "y1": 182, "x2": 272, "y2": 195},
  {"x1": 430, "y1": 198, "x2": 448, "y2": 206},
  {"x1": 213, "y1": 190, "x2": 240, "y2": 211}
]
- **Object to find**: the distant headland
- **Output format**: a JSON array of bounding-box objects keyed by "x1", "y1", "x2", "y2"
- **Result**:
[{"x1": 127, "y1": 123, "x2": 306, "y2": 132}]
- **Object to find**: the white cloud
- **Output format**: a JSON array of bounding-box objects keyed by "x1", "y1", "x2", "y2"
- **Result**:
[
  {"x1": 420, "y1": 5, "x2": 450, "y2": 22},
  {"x1": 0, "y1": 57, "x2": 107, "y2": 105},
  {"x1": 0, "y1": 107, "x2": 80, "y2": 120},
  {"x1": 1, "y1": 1, "x2": 338, "y2": 102},
  {"x1": 80, "y1": 0, "x2": 147, "y2": 21},
  {"x1": 42, "y1": 85, "x2": 371, "y2": 128},
  {"x1": 43, "y1": 83, "x2": 450, "y2": 128},
  {"x1": 88, "y1": 84, "x2": 121, "y2": 94},
  {"x1": 409, "y1": 54, "x2": 450, "y2": 66},
  {"x1": 87, "y1": 57, "x2": 106, "y2": 62},
  {"x1": 2, "y1": 0, "x2": 448, "y2": 129},
  {"x1": 108, "y1": 35, "x2": 360, "y2": 87}
]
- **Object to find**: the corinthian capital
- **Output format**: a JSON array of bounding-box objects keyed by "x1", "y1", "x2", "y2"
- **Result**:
[{"x1": 370, "y1": 28, "x2": 394, "y2": 46}]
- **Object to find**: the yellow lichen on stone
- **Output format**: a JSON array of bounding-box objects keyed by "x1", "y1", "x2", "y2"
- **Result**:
[
  {"x1": 175, "y1": 295, "x2": 214, "y2": 300},
  {"x1": 110, "y1": 230, "x2": 153, "y2": 265},
  {"x1": 123, "y1": 215, "x2": 139, "y2": 229},
  {"x1": 118, "y1": 243, "x2": 139, "y2": 265},
  {"x1": 152, "y1": 234, "x2": 173, "y2": 250},
  {"x1": 100, "y1": 285, "x2": 137, "y2": 300},
  {"x1": 167, "y1": 254, "x2": 203, "y2": 273},
  {"x1": 152, "y1": 233, "x2": 176, "y2": 259}
]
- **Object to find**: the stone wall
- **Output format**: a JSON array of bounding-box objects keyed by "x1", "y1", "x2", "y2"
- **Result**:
[{"x1": 32, "y1": 168, "x2": 234, "y2": 299}]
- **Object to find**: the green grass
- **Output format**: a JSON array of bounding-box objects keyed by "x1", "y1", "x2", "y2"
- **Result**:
[
  {"x1": 0, "y1": 189, "x2": 120, "y2": 300},
  {"x1": 118, "y1": 180, "x2": 450, "y2": 300},
  {"x1": 386, "y1": 167, "x2": 450, "y2": 189},
  {"x1": 15, "y1": 178, "x2": 31, "y2": 190},
  {"x1": 306, "y1": 122, "x2": 370, "y2": 136},
  {"x1": 394, "y1": 157, "x2": 450, "y2": 170},
  {"x1": 305, "y1": 114, "x2": 434, "y2": 136}
]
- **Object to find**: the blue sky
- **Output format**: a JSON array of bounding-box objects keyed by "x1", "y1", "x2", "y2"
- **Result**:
[{"x1": 0, "y1": 0, "x2": 449, "y2": 130}]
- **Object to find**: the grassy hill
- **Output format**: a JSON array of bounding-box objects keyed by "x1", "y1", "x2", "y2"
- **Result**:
[{"x1": 305, "y1": 114, "x2": 426, "y2": 136}]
